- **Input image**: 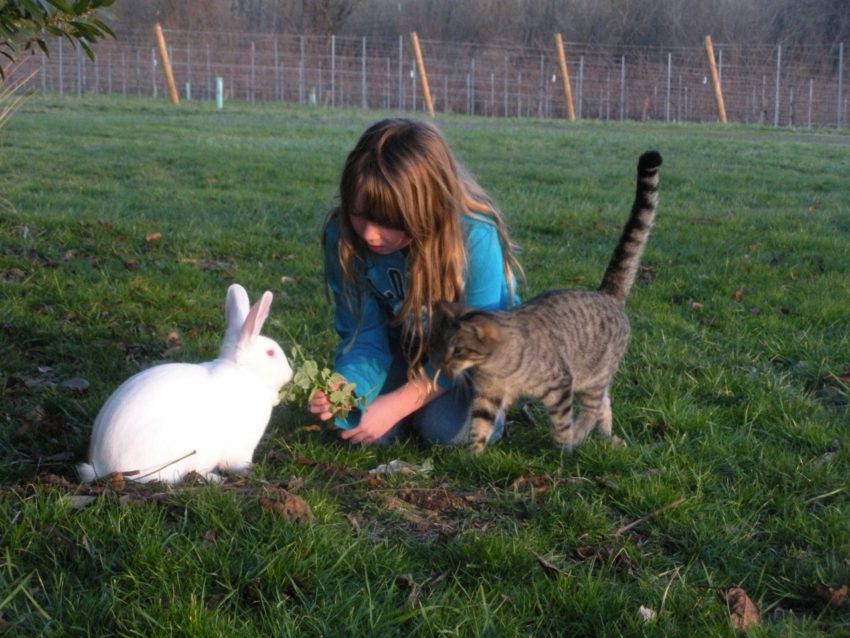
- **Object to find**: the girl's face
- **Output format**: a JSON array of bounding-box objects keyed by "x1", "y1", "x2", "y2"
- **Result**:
[{"x1": 350, "y1": 214, "x2": 412, "y2": 255}]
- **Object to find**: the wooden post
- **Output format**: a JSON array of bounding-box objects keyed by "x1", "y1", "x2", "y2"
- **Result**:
[
  {"x1": 703, "y1": 35, "x2": 727, "y2": 123},
  {"x1": 154, "y1": 22, "x2": 180, "y2": 105},
  {"x1": 409, "y1": 32, "x2": 435, "y2": 117},
  {"x1": 554, "y1": 33, "x2": 576, "y2": 121}
]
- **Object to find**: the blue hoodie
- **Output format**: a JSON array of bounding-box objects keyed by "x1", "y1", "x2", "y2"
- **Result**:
[{"x1": 324, "y1": 214, "x2": 518, "y2": 426}]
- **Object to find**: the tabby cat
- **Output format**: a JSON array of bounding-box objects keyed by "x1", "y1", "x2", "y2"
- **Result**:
[{"x1": 428, "y1": 150, "x2": 662, "y2": 453}]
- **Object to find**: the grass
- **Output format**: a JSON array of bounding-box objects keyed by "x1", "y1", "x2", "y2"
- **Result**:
[{"x1": 1, "y1": 95, "x2": 849, "y2": 637}]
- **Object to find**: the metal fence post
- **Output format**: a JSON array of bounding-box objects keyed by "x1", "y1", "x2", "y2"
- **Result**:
[
  {"x1": 666, "y1": 52, "x2": 672, "y2": 122},
  {"x1": 774, "y1": 45, "x2": 782, "y2": 127},
  {"x1": 362, "y1": 37, "x2": 367, "y2": 109},
  {"x1": 838, "y1": 42, "x2": 845, "y2": 128},
  {"x1": 331, "y1": 35, "x2": 336, "y2": 107}
]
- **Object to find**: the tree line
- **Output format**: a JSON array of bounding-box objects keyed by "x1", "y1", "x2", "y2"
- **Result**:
[{"x1": 112, "y1": 0, "x2": 847, "y2": 50}]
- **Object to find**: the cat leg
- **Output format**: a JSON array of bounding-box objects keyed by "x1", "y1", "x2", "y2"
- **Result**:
[
  {"x1": 543, "y1": 382, "x2": 576, "y2": 450},
  {"x1": 468, "y1": 394, "x2": 503, "y2": 454},
  {"x1": 566, "y1": 388, "x2": 609, "y2": 450},
  {"x1": 596, "y1": 389, "x2": 613, "y2": 439}
]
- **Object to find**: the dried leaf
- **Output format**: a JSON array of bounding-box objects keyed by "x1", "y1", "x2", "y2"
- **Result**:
[
  {"x1": 733, "y1": 287, "x2": 747, "y2": 301},
  {"x1": 59, "y1": 377, "x2": 90, "y2": 393},
  {"x1": 369, "y1": 458, "x2": 433, "y2": 476},
  {"x1": 144, "y1": 232, "x2": 162, "y2": 243},
  {"x1": 638, "y1": 605, "x2": 657, "y2": 623},
  {"x1": 60, "y1": 495, "x2": 98, "y2": 510},
  {"x1": 725, "y1": 587, "x2": 760, "y2": 629},
  {"x1": 813, "y1": 583, "x2": 848, "y2": 607},
  {"x1": 260, "y1": 492, "x2": 313, "y2": 524},
  {"x1": 202, "y1": 529, "x2": 219, "y2": 547},
  {"x1": 109, "y1": 472, "x2": 125, "y2": 491},
  {"x1": 529, "y1": 550, "x2": 564, "y2": 579}
]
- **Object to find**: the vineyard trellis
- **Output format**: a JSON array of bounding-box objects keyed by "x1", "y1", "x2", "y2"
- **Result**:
[{"x1": 8, "y1": 27, "x2": 848, "y2": 128}]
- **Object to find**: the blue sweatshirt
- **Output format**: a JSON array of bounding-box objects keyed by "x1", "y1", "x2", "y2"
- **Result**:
[{"x1": 324, "y1": 214, "x2": 518, "y2": 425}]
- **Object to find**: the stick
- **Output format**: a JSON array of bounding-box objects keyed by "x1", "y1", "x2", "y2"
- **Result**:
[{"x1": 615, "y1": 496, "x2": 687, "y2": 535}]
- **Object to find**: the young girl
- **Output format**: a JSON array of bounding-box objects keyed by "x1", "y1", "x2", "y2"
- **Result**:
[{"x1": 309, "y1": 118, "x2": 521, "y2": 446}]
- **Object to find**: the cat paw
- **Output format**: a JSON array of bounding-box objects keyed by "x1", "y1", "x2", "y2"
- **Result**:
[
  {"x1": 552, "y1": 429, "x2": 576, "y2": 451},
  {"x1": 468, "y1": 442, "x2": 487, "y2": 455}
]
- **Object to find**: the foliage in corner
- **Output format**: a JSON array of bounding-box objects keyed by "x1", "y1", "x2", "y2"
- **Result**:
[{"x1": 0, "y1": 0, "x2": 115, "y2": 78}]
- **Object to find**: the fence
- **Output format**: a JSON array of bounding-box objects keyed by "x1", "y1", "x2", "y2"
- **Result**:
[{"x1": 8, "y1": 28, "x2": 848, "y2": 129}]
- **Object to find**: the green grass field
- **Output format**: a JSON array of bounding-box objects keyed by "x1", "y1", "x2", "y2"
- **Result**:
[{"x1": 1, "y1": 96, "x2": 848, "y2": 637}]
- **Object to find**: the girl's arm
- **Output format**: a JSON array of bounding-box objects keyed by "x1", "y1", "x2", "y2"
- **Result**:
[{"x1": 339, "y1": 374, "x2": 445, "y2": 444}]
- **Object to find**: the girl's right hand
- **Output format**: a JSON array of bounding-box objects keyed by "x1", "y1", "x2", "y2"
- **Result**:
[
  {"x1": 308, "y1": 389, "x2": 335, "y2": 421},
  {"x1": 308, "y1": 375, "x2": 351, "y2": 422}
]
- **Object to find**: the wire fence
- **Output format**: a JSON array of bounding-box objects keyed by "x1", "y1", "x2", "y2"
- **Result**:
[{"x1": 9, "y1": 28, "x2": 848, "y2": 128}]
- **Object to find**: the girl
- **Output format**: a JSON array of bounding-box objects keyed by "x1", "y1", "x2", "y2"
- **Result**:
[{"x1": 309, "y1": 118, "x2": 521, "y2": 445}]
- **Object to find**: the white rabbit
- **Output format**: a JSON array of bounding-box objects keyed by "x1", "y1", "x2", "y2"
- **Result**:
[{"x1": 77, "y1": 284, "x2": 293, "y2": 484}]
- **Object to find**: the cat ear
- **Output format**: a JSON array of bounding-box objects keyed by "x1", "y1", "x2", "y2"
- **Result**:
[
  {"x1": 434, "y1": 300, "x2": 471, "y2": 320},
  {"x1": 466, "y1": 315, "x2": 501, "y2": 344}
]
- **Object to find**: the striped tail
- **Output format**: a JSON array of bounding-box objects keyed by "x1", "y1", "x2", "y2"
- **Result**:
[{"x1": 598, "y1": 150, "x2": 662, "y2": 303}]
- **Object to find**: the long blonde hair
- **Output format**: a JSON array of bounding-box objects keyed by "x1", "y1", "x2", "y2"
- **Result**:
[{"x1": 325, "y1": 118, "x2": 521, "y2": 375}]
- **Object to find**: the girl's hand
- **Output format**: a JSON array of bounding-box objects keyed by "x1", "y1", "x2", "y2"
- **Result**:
[
  {"x1": 308, "y1": 384, "x2": 344, "y2": 422},
  {"x1": 338, "y1": 394, "x2": 401, "y2": 445}
]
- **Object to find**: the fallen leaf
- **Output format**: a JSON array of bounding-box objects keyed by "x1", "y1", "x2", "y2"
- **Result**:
[
  {"x1": 369, "y1": 458, "x2": 433, "y2": 476},
  {"x1": 529, "y1": 550, "x2": 564, "y2": 579},
  {"x1": 638, "y1": 605, "x2": 657, "y2": 623},
  {"x1": 298, "y1": 424, "x2": 323, "y2": 432},
  {"x1": 60, "y1": 495, "x2": 98, "y2": 510},
  {"x1": 144, "y1": 232, "x2": 162, "y2": 243},
  {"x1": 260, "y1": 492, "x2": 313, "y2": 524},
  {"x1": 690, "y1": 300, "x2": 704, "y2": 311},
  {"x1": 813, "y1": 583, "x2": 848, "y2": 607},
  {"x1": 202, "y1": 529, "x2": 219, "y2": 547},
  {"x1": 109, "y1": 472, "x2": 125, "y2": 491},
  {"x1": 733, "y1": 288, "x2": 747, "y2": 301},
  {"x1": 725, "y1": 587, "x2": 760, "y2": 629},
  {"x1": 59, "y1": 377, "x2": 90, "y2": 394}
]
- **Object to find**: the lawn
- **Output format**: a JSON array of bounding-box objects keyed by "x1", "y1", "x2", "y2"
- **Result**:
[{"x1": 1, "y1": 96, "x2": 848, "y2": 637}]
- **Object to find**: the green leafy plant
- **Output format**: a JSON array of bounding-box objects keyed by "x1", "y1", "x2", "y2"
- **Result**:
[
  {"x1": 0, "y1": 0, "x2": 115, "y2": 77},
  {"x1": 281, "y1": 344, "x2": 363, "y2": 421}
]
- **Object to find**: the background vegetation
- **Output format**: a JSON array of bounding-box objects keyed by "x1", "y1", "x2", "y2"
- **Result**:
[
  {"x1": 114, "y1": 0, "x2": 850, "y2": 50},
  {"x1": 1, "y1": 96, "x2": 848, "y2": 636}
]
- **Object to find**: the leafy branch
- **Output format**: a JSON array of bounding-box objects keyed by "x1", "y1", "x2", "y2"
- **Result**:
[
  {"x1": 280, "y1": 345, "x2": 364, "y2": 420},
  {"x1": 1, "y1": 0, "x2": 115, "y2": 78}
]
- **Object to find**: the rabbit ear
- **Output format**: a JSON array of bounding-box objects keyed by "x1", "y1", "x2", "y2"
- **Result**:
[
  {"x1": 226, "y1": 284, "x2": 250, "y2": 327},
  {"x1": 221, "y1": 284, "x2": 251, "y2": 358},
  {"x1": 237, "y1": 291, "x2": 273, "y2": 349}
]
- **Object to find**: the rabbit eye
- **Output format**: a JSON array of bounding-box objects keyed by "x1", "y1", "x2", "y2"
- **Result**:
[{"x1": 266, "y1": 349, "x2": 275, "y2": 358}]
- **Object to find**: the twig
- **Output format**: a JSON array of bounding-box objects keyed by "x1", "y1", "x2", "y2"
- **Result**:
[
  {"x1": 614, "y1": 496, "x2": 687, "y2": 535},
  {"x1": 130, "y1": 450, "x2": 198, "y2": 482}
]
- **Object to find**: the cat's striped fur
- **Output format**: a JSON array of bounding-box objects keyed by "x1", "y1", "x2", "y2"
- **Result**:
[{"x1": 429, "y1": 151, "x2": 662, "y2": 453}]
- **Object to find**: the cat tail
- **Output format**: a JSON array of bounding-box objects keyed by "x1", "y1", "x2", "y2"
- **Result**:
[{"x1": 597, "y1": 150, "x2": 662, "y2": 304}]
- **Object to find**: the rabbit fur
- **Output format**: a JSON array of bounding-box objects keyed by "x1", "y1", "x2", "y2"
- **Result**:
[{"x1": 77, "y1": 284, "x2": 293, "y2": 484}]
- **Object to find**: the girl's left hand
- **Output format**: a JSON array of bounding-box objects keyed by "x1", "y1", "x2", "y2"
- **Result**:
[{"x1": 338, "y1": 394, "x2": 401, "y2": 445}]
